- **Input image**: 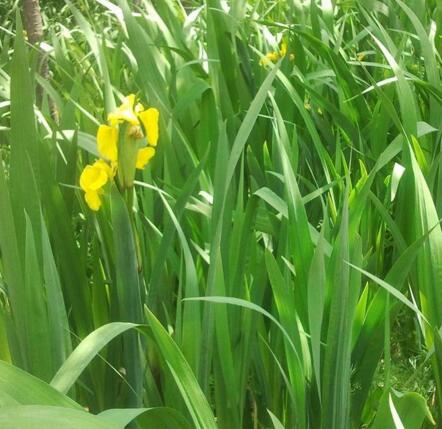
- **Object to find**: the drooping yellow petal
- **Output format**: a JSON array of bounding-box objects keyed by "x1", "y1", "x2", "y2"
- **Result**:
[
  {"x1": 80, "y1": 159, "x2": 113, "y2": 210},
  {"x1": 80, "y1": 163, "x2": 108, "y2": 192},
  {"x1": 107, "y1": 94, "x2": 139, "y2": 125},
  {"x1": 279, "y1": 41, "x2": 287, "y2": 57},
  {"x1": 80, "y1": 159, "x2": 114, "y2": 192},
  {"x1": 138, "y1": 108, "x2": 159, "y2": 147},
  {"x1": 84, "y1": 190, "x2": 102, "y2": 211},
  {"x1": 97, "y1": 124, "x2": 118, "y2": 162},
  {"x1": 136, "y1": 147, "x2": 156, "y2": 169}
]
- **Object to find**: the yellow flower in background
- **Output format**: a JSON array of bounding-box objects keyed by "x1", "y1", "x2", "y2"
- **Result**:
[
  {"x1": 259, "y1": 51, "x2": 279, "y2": 66},
  {"x1": 79, "y1": 159, "x2": 114, "y2": 211},
  {"x1": 260, "y1": 40, "x2": 293, "y2": 66}
]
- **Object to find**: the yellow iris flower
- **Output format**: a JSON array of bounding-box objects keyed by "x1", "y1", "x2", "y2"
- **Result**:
[
  {"x1": 97, "y1": 94, "x2": 159, "y2": 169},
  {"x1": 259, "y1": 40, "x2": 294, "y2": 66},
  {"x1": 79, "y1": 159, "x2": 114, "y2": 211},
  {"x1": 80, "y1": 94, "x2": 160, "y2": 211},
  {"x1": 259, "y1": 51, "x2": 280, "y2": 66}
]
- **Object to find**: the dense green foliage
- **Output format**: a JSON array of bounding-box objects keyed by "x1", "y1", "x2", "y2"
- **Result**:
[{"x1": 1, "y1": 0, "x2": 442, "y2": 427}]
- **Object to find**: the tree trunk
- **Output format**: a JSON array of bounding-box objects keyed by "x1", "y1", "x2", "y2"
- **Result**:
[
  {"x1": 22, "y1": 0, "x2": 58, "y2": 123},
  {"x1": 23, "y1": 0, "x2": 43, "y2": 44}
]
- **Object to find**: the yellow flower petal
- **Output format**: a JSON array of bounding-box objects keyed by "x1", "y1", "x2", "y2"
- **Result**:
[
  {"x1": 80, "y1": 163, "x2": 108, "y2": 192},
  {"x1": 84, "y1": 190, "x2": 102, "y2": 211},
  {"x1": 95, "y1": 159, "x2": 114, "y2": 179},
  {"x1": 126, "y1": 94, "x2": 136, "y2": 107},
  {"x1": 97, "y1": 124, "x2": 118, "y2": 162},
  {"x1": 135, "y1": 102, "x2": 144, "y2": 114},
  {"x1": 279, "y1": 41, "x2": 287, "y2": 57},
  {"x1": 138, "y1": 107, "x2": 159, "y2": 147},
  {"x1": 259, "y1": 56, "x2": 268, "y2": 66},
  {"x1": 107, "y1": 94, "x2": 139, "y2": 125},
  {"x1": 136, "y1": 147, "x2": 156, "y2": 169},
  {"x1": 80, "y1": 159, "x2": 114, "y2": 191}
]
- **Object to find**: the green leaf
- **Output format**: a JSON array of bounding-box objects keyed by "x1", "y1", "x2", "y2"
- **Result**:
[
  {"x1": 144, "y1": 307, "x2": 217, "y2": 429},
  {"x1": 99, "y1": 407, "x2": 192, "y2": 429},
  {"x1": 0, "y1": 361, "x2": 81, "y2": 409},
  {"x1": 50, "y1": 322, "x2": 138, "y2": 394},
  {"x1": 347, "y1": 263, "x2": 427, "y2": 323},
  {"x1": 65, "y1": 0, "x2": 115, "y2": 112},
  {"x1": 23, "y1": 213, "x2": 53, "y2": 381},
  {"x1": 9, "y1": 12, "x2": 39, "y2": 203},
  {"x1": 0, "y1": 406, "x2": 119, "y2": 429},
  {"x1": 185, "y1": 296, "x2": 301, "y2": 369},
  {"x1": 321, "y1": 192, "x2": 358, "y2": 429},
  {"x1": 371, "y1": 390, "x2": 434, "y2": 429},
  {"x1": 268, "y1": 409, "x2": 286, "y2": 429},
  {"x1": 110, "y1": 187, "x2": 144, "y2": 406},
  {"x1": 52, "y1": 130, "x2": 99, "y2": 157}
]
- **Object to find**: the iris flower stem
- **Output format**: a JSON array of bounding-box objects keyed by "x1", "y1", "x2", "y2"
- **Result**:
[{"x1": 124, "y1": 187, "x2": 143, "y2": 274}]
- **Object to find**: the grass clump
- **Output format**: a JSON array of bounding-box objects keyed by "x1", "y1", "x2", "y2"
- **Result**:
[{"x1": 0, "y1": 1, "x2": 442, "y2": 428}]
